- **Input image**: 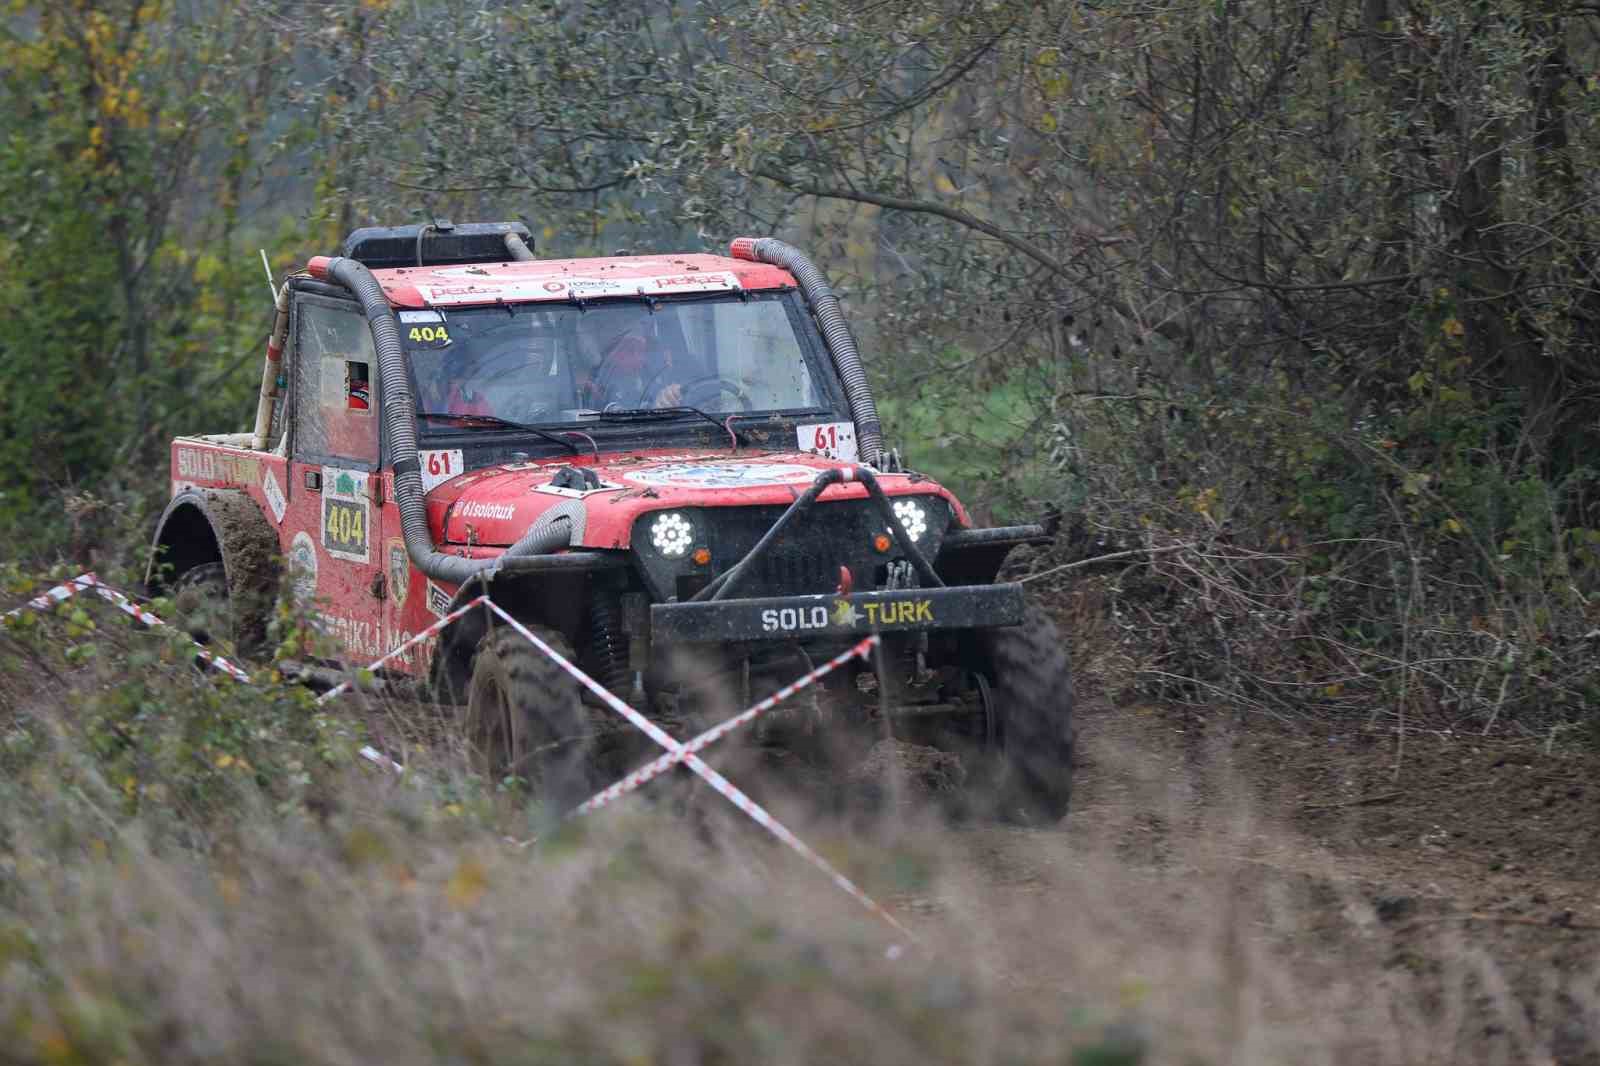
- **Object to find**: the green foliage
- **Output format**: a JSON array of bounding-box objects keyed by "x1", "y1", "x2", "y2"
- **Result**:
[
  {"x1": 877, "y1": 353, "x2": 1060, "y2": 522},
  {"x1": 5, "y1": 0, "x2": 1600, "y2": 733},
  {"x1": 1046, "y1": 368, "x2": 1600, "y2": 729},
  {"x1": 0, "y1": 574, "x2": 362, "y2": 830},
  {"x1": 0, "y1": 2, "x2": 310, "y2": 561}
]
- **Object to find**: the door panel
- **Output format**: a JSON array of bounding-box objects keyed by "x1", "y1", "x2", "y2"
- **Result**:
[{"x1": 287, "y1": 294, "x2": 385, "y2": 664}]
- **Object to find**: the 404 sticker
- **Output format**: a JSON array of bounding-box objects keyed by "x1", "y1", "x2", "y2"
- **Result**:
[{"x1": 322, "y1": 468, "x2": 371, "y2": 563}]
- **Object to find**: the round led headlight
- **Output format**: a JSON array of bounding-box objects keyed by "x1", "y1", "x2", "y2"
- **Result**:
[
  {"x1": 891, "y1": 499, "x2": 929, "y2": 542},
  {"x1": 649, "y1": 511, "x2": 695, "y2": 557}
]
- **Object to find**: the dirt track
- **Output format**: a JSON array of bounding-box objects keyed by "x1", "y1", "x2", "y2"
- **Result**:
[
  {"x1": 355, "y1": 620, "x2": 1600, "y2": 1061},
  {"x1": 915, "y1": 696, "x2": 1600, "y2": 1063}
]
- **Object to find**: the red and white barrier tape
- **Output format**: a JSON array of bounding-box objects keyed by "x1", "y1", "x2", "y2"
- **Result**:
[
  {"x1": 3, "y1": 573, "x2": 251, "y2": 682},
  {"x1": 9, "y1": 573, "x2": 918, "y2": 944},
  {"x1": 6, "y1": 573, "x2": 413, "y2": 773},
  {"x1": 573, "y1": 634, "x2": 878, "y2": 817},
  {"x1": 485, "y1": 602, "x2": 915, "y2": 944},
  {"x1": 315, "y1": 594, "x2": 488, "y2": 705},
  {"x1": 358, "y1": 744, "x2": 406, "y2": 773}
]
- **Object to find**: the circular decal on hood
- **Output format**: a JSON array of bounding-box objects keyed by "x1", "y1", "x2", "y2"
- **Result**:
[{"x1": 623, "y1": 463, "x2": 822, "y2": 489}]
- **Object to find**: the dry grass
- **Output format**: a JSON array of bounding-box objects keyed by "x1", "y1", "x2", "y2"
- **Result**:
[{"x1": 2, "y1": 595, "x2": 1597, "y2": 1065}]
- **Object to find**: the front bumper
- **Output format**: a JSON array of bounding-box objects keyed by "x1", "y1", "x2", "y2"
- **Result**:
[{"x1": 651, "y1": 582, "x2": 1025, "y2": 644}]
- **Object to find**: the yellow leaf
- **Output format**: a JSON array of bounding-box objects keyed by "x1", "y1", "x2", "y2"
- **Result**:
[
  {"x1": 445, "y1": 858, "x2": 488, "y2": 909},
  {"x1": 1444, "y1": 517, "x2": 1462, "y2": 534},
  {"x1": 214, "y1": 753, "x2": 234, "y2": 769},
  {"x1": 1039, "y1": 112, "x2": 1058, "y2": 133}
]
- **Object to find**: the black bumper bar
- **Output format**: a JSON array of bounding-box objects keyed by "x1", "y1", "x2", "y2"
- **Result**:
[{"x1": 652, "y1": 582, "x2": 1025, "y2": 644}]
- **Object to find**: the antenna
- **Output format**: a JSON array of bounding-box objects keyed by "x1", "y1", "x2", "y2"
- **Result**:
[{"x1": 259, "y1": 248, "x2": 277, "y2": 303}]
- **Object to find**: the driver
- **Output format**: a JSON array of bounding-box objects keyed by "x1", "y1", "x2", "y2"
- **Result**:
[
  {"x1": 579, "y1": 328, "x2": 684, "y2": 410},
  {"x1": 442, "y1": 329, "x2": 562, "y2": 420}
]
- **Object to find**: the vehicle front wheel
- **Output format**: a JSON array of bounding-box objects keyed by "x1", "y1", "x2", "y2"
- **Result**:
[
  {"x1": 465, "y1": 625, "x2": 597, "y2": 813},
  {"x1": 978, "y1": 604, "x2": 1077, "y2": 824}
]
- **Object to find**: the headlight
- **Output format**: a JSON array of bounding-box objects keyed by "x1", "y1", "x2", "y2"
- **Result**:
[
  {"x1": 649, "y1": 511, "x2": 695, "y2": 557},
  {"x1": 891, "y1": 499, "x2": 929, "y2": 542}
]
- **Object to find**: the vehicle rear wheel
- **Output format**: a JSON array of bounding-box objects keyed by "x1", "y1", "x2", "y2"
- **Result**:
[
  {"x1": 977, "y1": 604, "x2": 1076, "y2": 824},
  {"x1": 465, "y1": 625, "x2": 597, "y2": 812},
  {"x1": 172, "y1": 562, "x2": 232, "y2": 647}
]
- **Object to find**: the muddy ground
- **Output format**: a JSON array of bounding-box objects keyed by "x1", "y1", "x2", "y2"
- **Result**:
[
  {"x1": 905, "y1": 691, "x2": 1600, "y2": 1064},
  {"x1": 356, "y1": 610, "x2": 1600, "y2": 1062}
]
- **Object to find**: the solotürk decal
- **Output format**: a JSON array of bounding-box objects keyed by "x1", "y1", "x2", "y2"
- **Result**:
[
  {"x1": 177, "y1": 447, "x2": 261, "y2": 487},
  {"x1": 760, "y1": 597, "x2": 935, "y2": 634}
]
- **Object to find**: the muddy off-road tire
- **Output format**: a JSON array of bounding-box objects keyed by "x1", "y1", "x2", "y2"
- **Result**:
[
  {"x1": 465, "y1": 626, "x2": 596, "y2": 812},
  {"x1": 172, "y1": 562, "x2": 232, "y2": 647},
  {"x1": 979, "y1": 605, "x2": 1077, "y2": 823}
]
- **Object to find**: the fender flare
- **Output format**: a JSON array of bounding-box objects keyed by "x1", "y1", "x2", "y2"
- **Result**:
[{"x1": 146, "y1": 489, "x2": 281, "y2": 650}]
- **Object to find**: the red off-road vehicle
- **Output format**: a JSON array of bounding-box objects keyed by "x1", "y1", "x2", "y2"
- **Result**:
[{"x1": 147, "y1": 222, "x2": 1074, "y2": 820}]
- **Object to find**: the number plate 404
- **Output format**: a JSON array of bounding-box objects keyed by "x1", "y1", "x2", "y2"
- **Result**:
[{"x1": 322, "y1": 496, "x2": 370, "y2": 562}]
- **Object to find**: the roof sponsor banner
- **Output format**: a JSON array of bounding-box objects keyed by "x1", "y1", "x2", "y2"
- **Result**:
[{"x1": 414, "y1": 272, "x2": 741, "y2": 306}]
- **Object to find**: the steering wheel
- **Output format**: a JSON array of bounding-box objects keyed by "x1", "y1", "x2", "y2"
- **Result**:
[
  {"x1": 456, "y1": 341, "x2": 556, "y2": 422},
  {"x1": 646, "y1": 374, "x2": 752, "y2": 411}
]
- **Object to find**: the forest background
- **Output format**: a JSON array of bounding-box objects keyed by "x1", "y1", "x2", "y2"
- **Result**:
[{"x1": 6, "y1": 0, "x2": 1600, "y2": 730}]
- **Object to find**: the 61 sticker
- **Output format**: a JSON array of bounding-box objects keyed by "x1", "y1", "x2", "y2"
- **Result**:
[
  {"x1": 420, "y1": 449, "x2": 464, "y2": 493},
  {"x1": 797, "y1": 421, "x2": 858, "y2": 461},
  {"x1": 322, "y1": 467, "x2": 371, "y2": 563}
]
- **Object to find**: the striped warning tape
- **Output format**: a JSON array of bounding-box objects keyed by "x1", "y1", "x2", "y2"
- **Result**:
[
  {"x1": 572, "y1": 634, "x2": 878, "y2": 817},
  {"x1": 2, "y1": 574, "x2": 91, "y2": 618},
  {"x1": 315, "y1": 594, "x2": 488, "y2": 705},
  {"x1": 3, "y1": 572, "x2": 251, "y2": 682},
  {"x1": 358, "y1": 744, "x2": 406, "y2": 773},
  {"x1": 8, "y1": 573, "x2": 919, "y2": 946},
  {"x1": 484, "y1": 601, "x2": 916, "y2": 945}
]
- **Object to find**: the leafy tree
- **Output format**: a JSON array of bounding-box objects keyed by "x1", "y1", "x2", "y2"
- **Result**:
[{"x1": 0, "y1": 0, "x2": 298, "y2": 545}]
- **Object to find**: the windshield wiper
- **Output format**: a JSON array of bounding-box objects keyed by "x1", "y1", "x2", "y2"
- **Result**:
[
  {"x1": 416, "y1": 411, "x2": 579, "y2": 454},
  {"x1": 581, "y1": 406, "x2": 747, "y2": 442}
]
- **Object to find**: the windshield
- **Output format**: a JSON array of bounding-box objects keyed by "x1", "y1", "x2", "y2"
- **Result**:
[{"x1": 402, "y1": 292, "x2": 828, "y2": 432}]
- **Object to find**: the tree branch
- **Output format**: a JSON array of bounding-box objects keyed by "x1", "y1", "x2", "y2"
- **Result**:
[{"x1": 753, "y1": 168, "x2": 1178, "y2": 343}]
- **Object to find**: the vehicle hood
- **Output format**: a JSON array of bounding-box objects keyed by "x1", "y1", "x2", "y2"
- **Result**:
[{"x1": 424, "y1": 449, "x2": 970, "y2": 550}]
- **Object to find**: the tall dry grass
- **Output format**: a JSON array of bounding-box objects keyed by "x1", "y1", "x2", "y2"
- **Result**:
[{"x1": 2, "y1": 586, "x2": 1596, "y2": 1064}]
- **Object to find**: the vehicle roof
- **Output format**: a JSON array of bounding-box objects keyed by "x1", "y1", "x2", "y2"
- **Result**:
[{"x1": 371, "y1": 252, "x2": 796, "y2": 309}]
